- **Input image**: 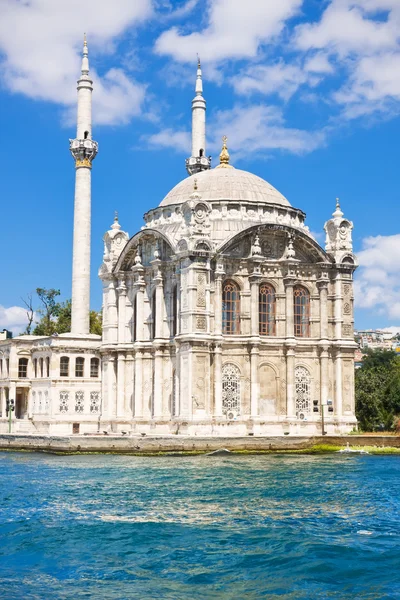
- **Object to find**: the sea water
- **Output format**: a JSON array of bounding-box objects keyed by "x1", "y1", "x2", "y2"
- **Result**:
[{"x1": 0, "y1": 452, "x2": 399, "y2": 599}]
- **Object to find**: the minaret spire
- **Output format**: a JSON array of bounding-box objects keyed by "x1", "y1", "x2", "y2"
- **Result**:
[
  {"x1": 185, "y1": 57, "x2": 211, "y2": 175},
  {"x1": 69, "y1": 35, "x2": 98, "y2": 335}
]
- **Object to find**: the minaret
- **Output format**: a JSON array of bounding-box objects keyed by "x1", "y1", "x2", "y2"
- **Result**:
[
  {"x1": 69, "y1": 35, "x2": 98, "y2": 335},
  {"x1": 185, "y1": 57, "x2": 211, "y2": 175}
]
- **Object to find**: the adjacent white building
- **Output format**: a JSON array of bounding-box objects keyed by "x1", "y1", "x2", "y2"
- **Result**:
[{"x1": 0, "y1": 41, "x2": 358, "y2": 435}]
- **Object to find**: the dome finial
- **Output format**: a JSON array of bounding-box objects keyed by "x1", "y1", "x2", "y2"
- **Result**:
[
  {"x1": 216, "y1": 135, "x2": 233, "y2": 169},
  {"x1": 333, "y1": 197, "x2": 344, "y2": 219}
]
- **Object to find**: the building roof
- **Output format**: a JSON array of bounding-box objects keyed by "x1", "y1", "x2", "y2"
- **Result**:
[{"x1": 159, "y1": 166, "x2": 291, "y2": 208}]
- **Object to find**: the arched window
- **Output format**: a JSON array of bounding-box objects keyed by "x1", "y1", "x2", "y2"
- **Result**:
[
  {"x1": 75, "y1": 357, "x2": 84, "y2": 377},
  {"x1": 222, "y1": 363, "x2": 241, "y2": 416},
  {"x1": 171, "y1": 285, "x2": 178, "y2": 337},
  {"x1": 294, "y1": 286, "x2": 310, "y2": 337},
  {"x1": 259, "y1": 284, "x2": 276, "y2": 336},
  {"x1": 151, "y1": 290, "x2": 156, "y2": 340},
  {"x1": 46, "y1": 357, "x2": 50, "y2": 377},
  {"x1": 34, "y1": 358, "x2": 38, "y2": 378},
  {"x1": 222, "y1": 280, "x2": 240, "y2": 334},
  {"x1": 295, "y1": 366, "x2": 311, "y2": 415},
  {"x1": 18, "y1": 358, "x2": 28, "y2": 378},
  {"x1": 40, "y1": 357, "x2": 44, "y2": 378},
  {"x1": 60, "y1": 357, "x2": 69, "y2": 377},
  {"x1": 90, "y1": 357, "x2": 100, "y2": 378}
]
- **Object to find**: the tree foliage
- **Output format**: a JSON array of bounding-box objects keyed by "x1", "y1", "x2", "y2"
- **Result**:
[
  {"x1": 31, "y1": 289, "x2": 101, "y2": 336},
  {"x1": 355, "y1": 349, "x2": 400, "y2": 431}
]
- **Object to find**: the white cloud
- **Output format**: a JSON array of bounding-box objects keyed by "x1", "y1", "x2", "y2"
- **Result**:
[
  {"x1": 295, "y1": 0, "x2": 400, "y2": 119},
  {"x1": 0, "y1": 0, "x2": 152, "y2": 125},
  {"x1": 146, "y1": 104, "x2": 326, "y2": 158},
  {"x1": 0, "y1": 305, "x2": 31, "y2": 336},
  {"x1": 155, "y1": 0, "x2": 303, "y2": 62},
  {"x1": 146, "y1": 128, "x2": 191, "y2": 152},
  {"x1": 208, "y1": 104, "x2": 326, "y2": 157},
  {"x1": 354, "y1": 234, "x2": 400, "y2": 321},
  {"x1": 232, "y1": 61, "x2": 310, "y2": 100}
]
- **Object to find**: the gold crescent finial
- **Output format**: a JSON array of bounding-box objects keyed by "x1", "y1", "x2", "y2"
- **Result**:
[
  {"x1": 193, "y1": 178, "x2": 198, "y2": 191},
  {"x1": 216, "y1": 135, "x2": 233, "y2": 168},
  {"x1": 83, "y1": 32, "x2": 87, "y2": 47},
  {"x1": 336, "y1": 197, "x2": 340, "y2": 209},
  {"x1": 197, "y1": 54, "x2": 201, "y2": 69},
  {"x1": 114, "y1": 210, "x2": 118, "y2": 222}
]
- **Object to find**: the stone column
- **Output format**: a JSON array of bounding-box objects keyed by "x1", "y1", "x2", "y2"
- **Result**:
[
  {"x1": 318, "y1": 280, "x2": 329, "y2": 340},
  {"x1": 250, "y1": 278, "x2": 260, "y2": 337},
  {"x1": 214, "y1": 273, "x2": 224, "y2": 335},
  {"x1": 101, "y1": 355, "x2": 108, "y2": 417},
  {"x1": 135, "y1": 281, "x2": 145, "y2": 342},
  {"x1": 153, "y1": 348, "x2": 163, "y2": 418},
  {"x1": 155, "y1": 281, "x2": 164, "y2": 340},
  {"x1": 335, "y1": 350, "x2": 343, "y2": 417},
  {"x1": 116, "y1": 353, "x2": 125, "y2": 419},
  {"x1": 134, "y1": 350, "x2": 143, "y2": 418},
  {"x1": 27, "y1": 389, "x2": 33, "y2": 419},
  {"x1": 107, "y1": 355, "x2": 117, "y2": 419},
  {"x1": 107, "y1": 280, "x2": 118, "y2": 344},
  {"x1": 125, "y1": 351, "x2": 134, "y2": 417},
  {"x1": 286, "y1": 346, "x2": 296, "y2": 418},
  {"x1": 320, "y1": 346, "x2": 329, "y2": 406},
  {"x1": 284, "y1": 280, "x2": 295, "y2": 338},
  {"x1": 334, "y1": 273, "x2": 343, "y2": 340},
  {"x1": 250, "y1": 345, "x2": 259, "y2": 417},
  {"x1": 117, "y1": 278, "x2": 127, "y2": 344},
  {"x1": 214, "y1": 343, "x2": 223, "y2": 416}
]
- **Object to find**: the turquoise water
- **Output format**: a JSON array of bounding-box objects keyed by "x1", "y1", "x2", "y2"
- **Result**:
[{"x1": 0, "y1": 453, "x2": 399, "y2": 599}]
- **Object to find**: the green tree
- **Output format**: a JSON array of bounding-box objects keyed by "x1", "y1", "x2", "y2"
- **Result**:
[
  {"x1": 355, "y1": 349, "x2": 400, "y2": 431},
  {"x1": 32, "y1": 290, "x2": 102, "y2": 336},
  {"x1": 33, "y1": 288, "x2": 61, "y2": 335}
]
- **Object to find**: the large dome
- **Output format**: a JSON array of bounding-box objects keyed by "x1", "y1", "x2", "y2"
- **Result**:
[{"x1": 159, "y1": 167, "x2": 290, "y2": 207}]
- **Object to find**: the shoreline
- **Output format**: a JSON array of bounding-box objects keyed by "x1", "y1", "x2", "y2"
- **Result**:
[{"x1": 1, "y1": 434, "x2": 400, "y2": 456}]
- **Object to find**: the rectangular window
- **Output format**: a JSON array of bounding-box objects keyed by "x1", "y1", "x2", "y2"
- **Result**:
[
  {"x1": 90, "y1": 358, "x2": 99, "y2": 378},
  {"x1": 75, "y1": 357, "x2": 84, "y2": 377},
  {"x1": 60, "y1": 357, "x2": 69, "y2": 377},
  {"x1": 18, "y1": 358, "x2": 28, "y2": 378}
]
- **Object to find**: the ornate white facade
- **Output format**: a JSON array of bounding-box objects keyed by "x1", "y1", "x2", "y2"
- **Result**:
[{"x1": 0, "y1": 41, "x2": 358, "y2": 436}]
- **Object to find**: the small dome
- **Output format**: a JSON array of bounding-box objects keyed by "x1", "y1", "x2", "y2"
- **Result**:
[{"x1": 159, "y1": 167, "x2": 290, "y2": 207}]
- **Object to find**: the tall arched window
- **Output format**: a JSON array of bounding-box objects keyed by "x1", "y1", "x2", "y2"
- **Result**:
[
  {"x1": 295, "y1": 366, "x2": 311, "y2": 415},
  {"x1": 60, "y1": 357, "x2": 69, "y2": 377},
  {"x1": 46, "y1": 357, "x2": 50, "y2": 377},
  {"x1": 222, "y1": 363, "x2": 241, "y2": 416},
  {"x1": 18, "y1": 358, "x2": 28, "y2": 378},
  {"x1": 39, "y1": 357, "x2": 44, "y2": 377},
  {"x1": 34, "y1": 358, "x2": 38, "y2": 378},
  {"x1": 222, "y1": 280, "x2": 240, "y2": 334},
  {"x1": 151, "y1": 290, "x2": 156, "y2": 340},
  {"x1": 294, "y1": 286, "x2": 310, "y2": 337},
  {"x1": 259, "y1": 284, "x2": 276, "y2": 336}
]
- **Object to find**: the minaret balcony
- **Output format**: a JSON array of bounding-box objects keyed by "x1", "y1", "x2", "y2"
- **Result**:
[{"x1": 186, "y1": 155, "x2": 211, "y2": 175}]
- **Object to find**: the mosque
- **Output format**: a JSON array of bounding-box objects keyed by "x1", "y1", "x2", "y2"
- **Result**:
[{"x1": 0, "y1": 39, "x2": 358, "y2": 436}]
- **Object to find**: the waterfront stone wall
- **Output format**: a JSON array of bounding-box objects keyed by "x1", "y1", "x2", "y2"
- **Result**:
[{"x1": 0, "y1": 434, "x2": 398, "y2": 454}]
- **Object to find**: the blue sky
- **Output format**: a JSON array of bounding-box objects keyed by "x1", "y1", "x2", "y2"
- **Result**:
[{"x1": 0, "y1": 0, "x2": 399, "y2": 334}]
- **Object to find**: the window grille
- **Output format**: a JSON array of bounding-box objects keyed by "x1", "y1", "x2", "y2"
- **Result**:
[
  {"x1": 222, "y1": 363, "x2": 241, "y2": 415},
  {"x1": 90, "y1": 358, "x2": 99, "y2": 378},
  {"x1": 222, "y1": 281, "x2": 240, "y2": 334},
  {"x1": 75, "y1": 391, "x2": 84, "y2": 413},
  {"x1": 90, "y1": 391, "x2": 100, "y2": 413},
  {"x1": 259, "y1": 284, "x2": 276, "y2": 336},
  {"x1": 59, "y1": 391, "x2": 69, "y2": 413},
  {"x1": 75, "y1": 357, "x2": 84, "y2": 377},
  {"x1": 60, "y1": 357, "x2": 69, "y2": 377},
  {"x1": 294, "y1": 286, "x2": 310, "y2": 337},
  {"x1": 295, "y1": 366, "x2": 311, "y2": 414},
  {"x1": 18, "y1": 358, "x2": 28, "y2": 378}
]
